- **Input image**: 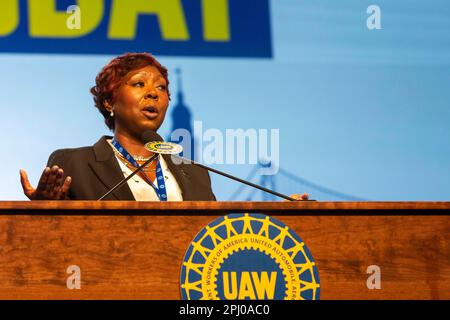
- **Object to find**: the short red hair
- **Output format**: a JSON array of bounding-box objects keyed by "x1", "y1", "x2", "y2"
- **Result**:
[{"x1": 90, "y1": 52, "x2": 170, "y2": 131}]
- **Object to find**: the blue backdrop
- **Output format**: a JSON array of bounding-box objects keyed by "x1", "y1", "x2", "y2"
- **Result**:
[{"x1": 1, "y1": 0, "x2": 449, "y2": 201}]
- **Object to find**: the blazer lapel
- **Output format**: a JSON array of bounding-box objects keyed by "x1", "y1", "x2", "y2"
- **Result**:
[{"x1": 88, "y1": 136, "x2": 135, "y2": 201}]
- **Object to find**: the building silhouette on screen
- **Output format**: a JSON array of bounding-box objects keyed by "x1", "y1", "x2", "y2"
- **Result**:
[{"x1": 168, "y1": 68, "x2": 196, "y2": 160}]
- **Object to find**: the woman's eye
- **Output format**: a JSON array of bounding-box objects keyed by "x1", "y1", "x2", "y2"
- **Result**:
[
  {"x1": 133, "y1": 82, "x2": 145, "y2": 87},
  {"x1": 157, "y1": 85, "x2": 167, "y2": 91}
]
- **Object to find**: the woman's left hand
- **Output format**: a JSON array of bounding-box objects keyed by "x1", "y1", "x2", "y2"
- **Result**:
[{"x1": 289, "y1": 193, "x2": 309, "y2": 201}]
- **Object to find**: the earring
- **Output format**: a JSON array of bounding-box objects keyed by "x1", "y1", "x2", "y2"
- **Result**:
[{"x1": 110, "y1": 110, "x2": 114, "y2": 117}]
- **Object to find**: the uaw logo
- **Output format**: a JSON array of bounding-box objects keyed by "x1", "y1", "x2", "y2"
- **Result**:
[{"x1": 180, "y1": 214, "x2": 320, "y2": 300}]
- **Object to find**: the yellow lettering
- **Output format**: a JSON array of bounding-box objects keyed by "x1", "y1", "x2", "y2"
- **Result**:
[
  {"x1": 202, "y1": 0, "x2": 230, "y2": 41},
  {"x1": 0, "y1": 0, "x2": 19, "y2": 36},
  {"x1": 108, "y1": 0, "x2": 189, "y2": 41},
  {"x1": 238, "y1": 272, "x2": 256, "y2": 300},
  {"x1": 29, "y1": 0, "x2": 103, "y2": 38},
  {"x1": 222, "y1": 272, "x2": 238, "y2": 300},
  {"x1": 252, "y1": 272, "x2": 277, "y2": 299}
]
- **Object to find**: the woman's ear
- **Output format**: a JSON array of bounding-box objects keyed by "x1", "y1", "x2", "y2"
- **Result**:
[
  {"x1": 104, "y1": 101, "x2": 115, "y2": 117},
  {"x1": 104, "y1": 101, "x2": 113, "y2": 113}
]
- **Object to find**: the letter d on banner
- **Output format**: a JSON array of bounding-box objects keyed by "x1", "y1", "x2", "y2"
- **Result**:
[{"x1": 0, "y1": 0, "x2": 19, "y2": 36}]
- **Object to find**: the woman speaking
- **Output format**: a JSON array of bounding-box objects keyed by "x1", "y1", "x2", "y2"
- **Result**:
[
  {"x1": 19, "y1": 53, "x2": 216, "y2": 201},
  {"x1": 19, "y1": 52, "x2": 308, "y2": 202}
]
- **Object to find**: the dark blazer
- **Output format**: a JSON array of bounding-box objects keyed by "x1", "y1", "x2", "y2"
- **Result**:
[{"x1": 47, "y1": 136, "x2": 216, "y2": 201}]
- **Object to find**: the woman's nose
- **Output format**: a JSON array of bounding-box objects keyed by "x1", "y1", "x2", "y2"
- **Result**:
[{"x1": 145, "y1": 90, "x2": 158, "y2": 100}]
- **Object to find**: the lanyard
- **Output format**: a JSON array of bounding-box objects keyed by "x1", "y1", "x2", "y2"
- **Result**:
[{"x1": 111, "y1": 139, "x2": 168, "y2": 201}]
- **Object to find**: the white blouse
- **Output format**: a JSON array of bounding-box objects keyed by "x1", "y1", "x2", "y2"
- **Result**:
[{"x1": 108, "y1": 140, "x2": 183, "y2": 201}]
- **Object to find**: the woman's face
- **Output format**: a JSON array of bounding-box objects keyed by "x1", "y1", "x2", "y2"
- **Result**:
[{"x1": 111, "y1": 65, "x2": 169, "y2": 137}]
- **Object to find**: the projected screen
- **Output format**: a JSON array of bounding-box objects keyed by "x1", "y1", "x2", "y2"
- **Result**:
[{"x1": 1, "y1": 0, "x2": 449, "y2": 201}]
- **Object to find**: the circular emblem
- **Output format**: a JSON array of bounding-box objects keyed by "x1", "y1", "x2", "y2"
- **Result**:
[
  {"x1": 144, "y1": 141, "x2": 183, "y2": 154},
  {"x1": 180, "y1": 213, "x2": 320, "y2": 300}
]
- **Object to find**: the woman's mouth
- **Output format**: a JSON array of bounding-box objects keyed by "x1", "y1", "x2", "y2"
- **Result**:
[{"x1": 142, "y1": 106, "x2": 159, "y2": 120}]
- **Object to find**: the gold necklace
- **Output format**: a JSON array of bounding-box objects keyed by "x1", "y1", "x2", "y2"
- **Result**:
[
  {"x1": 109, "y1": 140, "x2": 154, "y2": 161},
  {"x1": 114, "y1": 150, "x2": 158, "y2": 172},
  {"x1": 132, "y1": 155, "x2": 152, "y2": 161},
  {"x1": 122, "y1": 159, "x2": 157, "y2": 173}
]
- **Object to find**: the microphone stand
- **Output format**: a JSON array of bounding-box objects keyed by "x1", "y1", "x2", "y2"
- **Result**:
[
  {"x1": 97, "y1": 153, "x2": 159, "y2": 201},
  {"x1": 172, "y1": 155, "x2": 299, "y2": 201},
  {"x1": 98, "y1": 150, "x2": 310, "y2": 202}
]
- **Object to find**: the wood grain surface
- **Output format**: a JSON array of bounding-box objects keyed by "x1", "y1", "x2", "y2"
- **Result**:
[
  {"x1": 1, "y1": 201, "x2": 450, "y2": 212},
  {"x1": 0, "y1": 201, "x2": 449, "y2": 300}
]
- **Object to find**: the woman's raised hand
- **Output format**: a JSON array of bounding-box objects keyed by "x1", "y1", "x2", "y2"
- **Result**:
[{"x1": 20, "y1": 166, "x2": 72, "y2": 200}]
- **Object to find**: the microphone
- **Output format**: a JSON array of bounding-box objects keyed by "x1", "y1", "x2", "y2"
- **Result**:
[
  {"x1": 141, "y1": 130, "x2": 299, "y2": 201},
  {"x1": 97, "y1": 131, "x2": 163, "y2": 201}
]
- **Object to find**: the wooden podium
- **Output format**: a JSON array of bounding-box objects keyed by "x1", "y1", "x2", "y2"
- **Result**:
[{"x1": 0, "y1": 201, "x2": 449, "y2": 300}]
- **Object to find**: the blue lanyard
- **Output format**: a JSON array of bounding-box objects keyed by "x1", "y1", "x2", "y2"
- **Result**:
[{"x1": 111, "y1": 139, "x2": 168, "y2": 201}]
